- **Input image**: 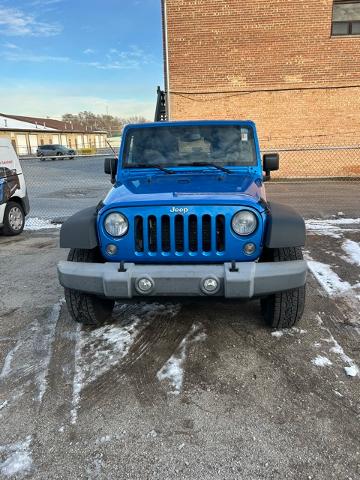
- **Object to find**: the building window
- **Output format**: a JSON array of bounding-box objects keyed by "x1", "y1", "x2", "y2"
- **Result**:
[{"x1": 332, "y1": 1, "x2": 360, "y2": 36}]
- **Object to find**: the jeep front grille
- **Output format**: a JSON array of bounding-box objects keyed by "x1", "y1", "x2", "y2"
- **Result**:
[{"x1": 134, "y1": 214, "x2": 226, "y2": 255}]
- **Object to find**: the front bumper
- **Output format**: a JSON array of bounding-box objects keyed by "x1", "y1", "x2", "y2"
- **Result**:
[{"x1": 57, "y1": 260, "x2": 307, "y2": 299}]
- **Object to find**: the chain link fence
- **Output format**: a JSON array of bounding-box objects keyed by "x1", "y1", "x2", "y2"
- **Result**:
[
  {"x1": 21, "y1": 155, "x2": 111, "y2": 225},
  {"x1": 18, "y1": 145, "x2": 115, "y2": 159},
  {"x1": 264, "y1": 145, "x2": 360, "y2": 179},
  {"x1": 20, "y1": 145, "x2": 360, "y2": 224}
]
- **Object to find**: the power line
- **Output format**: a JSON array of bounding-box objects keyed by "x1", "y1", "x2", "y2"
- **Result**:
[{"x1": 168, "y1": 82, "x2": 360, "y2": 101}]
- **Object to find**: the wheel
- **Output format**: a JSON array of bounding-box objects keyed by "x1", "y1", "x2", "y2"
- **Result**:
[
  {"x1": 64, "y1": 248, "x2": 115, "y2": 326},
  {"x1": 260, "y1": 247, "x2": 305, "y2": 329},
  {"x1": 1, "y1": 201, "x2": 25, "y2": 236}
]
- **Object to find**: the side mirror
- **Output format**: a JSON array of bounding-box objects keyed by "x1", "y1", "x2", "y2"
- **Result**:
[
  {"x1": 104, "y1": 157, "x2": 118, "y2": 184},
  {"x1": 263, "y1": 153, "x2": 279, "y2": 181}
]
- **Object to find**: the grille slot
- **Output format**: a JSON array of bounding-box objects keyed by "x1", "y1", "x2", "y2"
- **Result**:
[
  {"x1": 188, "y1": 215, "x2": 198, "y2": 252},
  {"x1": 148, "y1": 215, "x2": 157, "y2": 252},
  {"x1": 175, "y1": 215, "x2": 184, "y2": 252},
  {"x1": 216, "y1": 215, "x2": 225, "y2": 252},
  {"x1": 202, "y1": 215, "x2": 212, "y2": 252},
  {"x1": 134, "y1": 216, "x2": 144, "y2": 252},
  {"x1": 161, "y1": 215, "x2": 171, "y2": 252},
  {"x1": 134, "y1": 212, "x2": 226, "y2": 255}
]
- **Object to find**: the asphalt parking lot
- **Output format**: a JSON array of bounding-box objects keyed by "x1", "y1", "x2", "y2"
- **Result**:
[
  {"x1": 21, "y1": 156, "x2": 110, "y2": 221},
  {"x1": 1, "y1": 182, "x2": 360, "y2": 479}
]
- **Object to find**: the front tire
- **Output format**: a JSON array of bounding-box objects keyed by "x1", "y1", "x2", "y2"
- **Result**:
[
  {"x1": 260, "y1": 247, "x2": 305, "y2": 329},
  {"x1": 64, "y1": 248, "x2": 115, "y2": 326},
  {"x1": 1, "y1": 201, "x2": 25, "y2": 236}
]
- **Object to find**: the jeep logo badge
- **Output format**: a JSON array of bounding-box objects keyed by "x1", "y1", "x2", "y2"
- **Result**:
[{"x1": 170, "y1": 207, "x2": 189, "y2": 214}]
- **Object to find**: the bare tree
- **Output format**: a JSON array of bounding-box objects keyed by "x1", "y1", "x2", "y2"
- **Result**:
[{"x1": 61, "y1": 112, "x2": 148, "y2": 136}]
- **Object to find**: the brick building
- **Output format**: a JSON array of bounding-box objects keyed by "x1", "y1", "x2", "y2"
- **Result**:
[{"x1": 161, "y1": 0, "x2": 360, "y2": 149}]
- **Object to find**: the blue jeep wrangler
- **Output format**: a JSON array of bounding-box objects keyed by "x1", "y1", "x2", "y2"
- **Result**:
[{"x1": 57, "y1": 121, "x2": 307, "y2": 329}]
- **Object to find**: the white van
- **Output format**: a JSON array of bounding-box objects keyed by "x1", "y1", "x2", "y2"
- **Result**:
[{"x1": 0, "y1": 138, "x2": 30, "y2": 235}]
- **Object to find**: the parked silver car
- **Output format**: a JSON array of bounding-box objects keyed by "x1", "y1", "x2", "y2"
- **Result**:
[{"x1": 37, "y1": 144, "x2": 76, "y2": 160}]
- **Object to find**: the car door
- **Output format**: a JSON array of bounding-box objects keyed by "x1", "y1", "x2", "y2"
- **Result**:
[{"x1": 6, "y1": 168, "x2": 21, "y2": 195}]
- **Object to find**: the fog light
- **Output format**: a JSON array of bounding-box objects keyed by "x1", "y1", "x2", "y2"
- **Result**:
[
  {"x1": 203, "y1": 277, "x2": 219, "y2": 293},
  {"x1": 137, "y1": 277, "x2": 154, "y2": 293},
  {"x1": 244, "y1": 242, "x2": 256, "y2": 255},
  {"x1": 106, "y1": 244, "x2": 117, "y2": 255}
]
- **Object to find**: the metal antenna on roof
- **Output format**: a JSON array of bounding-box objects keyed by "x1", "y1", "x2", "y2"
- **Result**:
[{"x1": 106, "y1": 139, "x2": 117, "y2": 158}]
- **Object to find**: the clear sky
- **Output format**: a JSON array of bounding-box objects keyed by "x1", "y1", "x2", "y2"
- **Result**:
[{"x1": 0, "y1": 0, "x2": 163, "y2": 119}]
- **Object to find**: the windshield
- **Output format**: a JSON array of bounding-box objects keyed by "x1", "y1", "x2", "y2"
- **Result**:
[{"x1": 123, "y1": 125, "x2": 257, "y2": 168}]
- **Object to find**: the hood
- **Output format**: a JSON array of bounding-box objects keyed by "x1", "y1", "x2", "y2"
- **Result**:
[{"x1": 102, "y1": 172, "x2": 265, "y2": 210}]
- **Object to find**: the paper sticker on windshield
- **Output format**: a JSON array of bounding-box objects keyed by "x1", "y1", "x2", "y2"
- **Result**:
[{"x1": 241, "y1": 129, "x2": 248, "y2": 142}]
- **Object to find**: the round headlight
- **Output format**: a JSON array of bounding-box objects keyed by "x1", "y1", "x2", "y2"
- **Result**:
[
  {"x1": 104, "y1": 213, "x2": 128, "y2": 237},
  {"x1": 232, "y1": 210, "x2": 257, "y2": 236}
]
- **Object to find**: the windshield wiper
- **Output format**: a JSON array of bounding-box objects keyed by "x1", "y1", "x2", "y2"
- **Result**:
[
  {"x1": 183, "y1": 162, "x2": 233, "y2": 174},
  {"x1": 125, "y1": 164, "x2": 175, "y2": 175}
]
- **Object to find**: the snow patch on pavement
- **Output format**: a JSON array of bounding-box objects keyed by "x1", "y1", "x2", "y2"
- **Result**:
[
  {"x1": 85, "y1": 457, "x2": 104, "y2": 479},
  {"x1": 344, "y1": 365, "x2": 359, "y2": 377},
  {"x1": 0, "y1": 342, "x2": 21, "y2": 380},
  {"x1": 97, "y1": 435, "x2": 113, "y2": 444},
  {"x1": 306, "y1": 218, "x2": 360, "y2": 239},
  {"x1": 342, "y1": 239, "x2": 360, "y2": 267},
  {"x1": 334, "y1": 390, "x2": 343, "y2": 398},
  {"x1": 271, "y1": 327, "x2": 307, "y2": 338},
  {"x1": 71, "y1": 319, "x2": 139, "y2": 424},
  {"x1": 327, "y1": 336, "x2": 360, "y2": 378},
  {"x1": 315, "y1": 315, "x2": 359, "y2": 378},
  {"x1": 35, "y1": 300, "x2": 64, "y2": 402},
  {"x1": 78, "y1": 318, "x2": 142, "y2": 387},
  {"x1": 157, "y1": 323, "x2": 206, "y2": 395},
  {"x1": 71, "y1": 324, "x2": 84, "y2": 426},
  {"x1": 307, "y1": 255, "x2": 360, "y2": 324},
  {"x1": 71, "y1": 303, "x2": 180, "y2": 424},
  {"x1": 0, "y1": 400, "x2": 8, "y2": 411},
  {"x1": 0, "y1": 300, "x2": 64, "y2": 413},
  {"x1": 306, "y1": 258, "x2": 352, "y2": 296},
  {"x1": 0, "y1": 436, "x2": 32, "y2": 477},
  {"x1": 312, "y1": 355, "x2": 333, "y2": 367},
  {"x1": 157, "y1": 350, "x2": 186, "y2": 394},
  {"x1": 24, "y1": 217, "x2": 61, "y2": 231}
]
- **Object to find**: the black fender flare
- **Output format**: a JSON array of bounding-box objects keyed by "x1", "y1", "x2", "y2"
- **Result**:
[
  {"x1": 60, "y1": 206, "x2": 99, "y2": 249},
  {"x1": 264, "y1": 202, "x2": 306, "y2": 248},
  {"x1": 7, "y1": 194, "x2": 30, "y2": 216}
]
